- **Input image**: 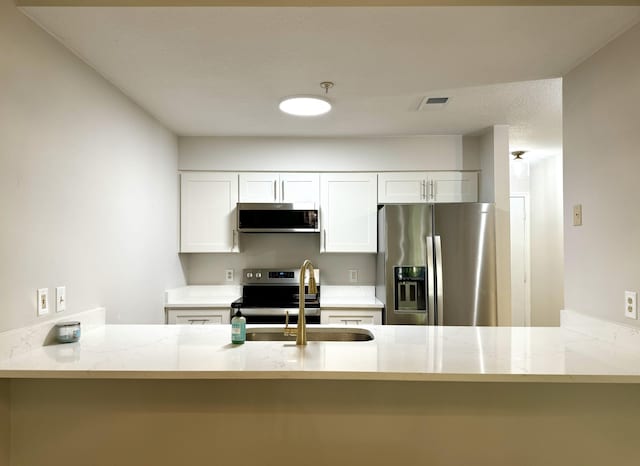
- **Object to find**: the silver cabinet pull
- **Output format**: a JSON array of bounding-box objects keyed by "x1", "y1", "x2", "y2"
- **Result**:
[
  {"x1": 188, "y1": 319, "x2": 209, "y2": 325},
  {"x1": 340, "y1": 319, "x2": 362, "y2": 325},
  {"x1": 323, "y1": 229, "x2": 327, "y2": 251},
  {"x1": 231, "y1": 229, "x2": 237, "y2": 251},
  {"x1": 430, "y1": 180, "x2": 435, "y2": 200},
  {"x1": 421, "y1": 180, "x2": 426, "y2": 200},
  {"x1": 281, "y1": 180, "x2": 285, "y2": 202},
  {"x1": 273, "y1": 180, "x2": 277, "y2": 201}
]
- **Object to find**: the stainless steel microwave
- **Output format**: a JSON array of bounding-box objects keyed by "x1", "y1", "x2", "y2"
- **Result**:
[{"x1": 237, "y1": 203, "x2": 319, "y2": 233}]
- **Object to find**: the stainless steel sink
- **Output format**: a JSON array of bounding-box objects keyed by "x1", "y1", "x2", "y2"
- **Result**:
[{"x1": 245, "y1": 327, "x2": 374, "y2": 342}]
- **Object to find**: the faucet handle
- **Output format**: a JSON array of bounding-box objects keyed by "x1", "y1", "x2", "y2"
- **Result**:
[{"x1": 284, "y1": 311, "x2": 296, "y2": 336}]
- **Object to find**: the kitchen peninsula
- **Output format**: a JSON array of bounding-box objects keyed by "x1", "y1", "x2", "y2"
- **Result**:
[{"x1": 1, "y1": 310, "x2": 640, "y2": 466}]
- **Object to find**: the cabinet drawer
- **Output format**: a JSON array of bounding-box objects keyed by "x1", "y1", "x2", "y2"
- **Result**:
[
  {"x1": 174, "y1": 315, "x2": 224, "y2": 325},
  {"x1": 166, "y1": 308, "x2": 230, "y2": 325},
  {"x1": 320, "y1": 309, "x2": 382, "y2": 325},
  {"x1": 325, "y1": 315, "x2": 376, "y2": 325}
]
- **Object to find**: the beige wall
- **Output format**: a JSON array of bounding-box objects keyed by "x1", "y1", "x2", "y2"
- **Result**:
[
  {"x1": 477, "y1": 126, "x2": 511, "y2": 325},
  {"x1": 530, "y1": 156, "x2": 564, "y2": 326},
  {"x1": 9, "y1": 379, "x2": 640, "y2": 466},
  {"x1": 563, "y1": 22, "x2": 640, "y2": 326},
  {"x1": 186, "y1": 234, "x2": 376, "y2": 285},
  {"x1": 478, "y1": 129, "x2": 495, "y2": 203},
  {"x1": 0, "y1": 0, "x2": 185, "y2": 330},
  {"x1": 179, "y1": 135, "x2": 472, "y2": 172}
]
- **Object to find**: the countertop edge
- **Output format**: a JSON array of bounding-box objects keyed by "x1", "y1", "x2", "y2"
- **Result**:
[{"x1": 3, "y1": 370, "x2": 640, "y2": 384}]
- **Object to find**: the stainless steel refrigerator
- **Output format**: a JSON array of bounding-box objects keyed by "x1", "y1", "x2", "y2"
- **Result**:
[{"x1": 376, "y1": 203, "x2": 497, "y2": 326}]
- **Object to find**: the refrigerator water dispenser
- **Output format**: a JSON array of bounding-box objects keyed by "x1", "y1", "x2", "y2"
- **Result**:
[{"x1": 394, "y1": 267, "x2": 426, "y2": 313}]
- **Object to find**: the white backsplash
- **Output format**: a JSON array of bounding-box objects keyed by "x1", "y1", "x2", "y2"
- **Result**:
[
  {"x1": 0, "y1": 307, "x2": 105, "y2": 361},
  {"x1": 184, "y1": 233, "x2": 376, "y2": 286}
]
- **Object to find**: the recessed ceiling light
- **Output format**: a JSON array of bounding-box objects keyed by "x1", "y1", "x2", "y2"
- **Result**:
[{"x1": 279, "y1": 96, "x2": 332, "y2": 117}]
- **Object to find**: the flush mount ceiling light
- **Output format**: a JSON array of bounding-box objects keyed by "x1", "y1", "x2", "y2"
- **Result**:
[
  {"x1": 279, "y1": 82, "x2": 334, "y2": 117},
  {"x1": 510, "y1": 151, "x2": 529, "y2": 177}
]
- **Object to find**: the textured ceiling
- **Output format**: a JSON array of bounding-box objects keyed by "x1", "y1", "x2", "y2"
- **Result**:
[{"x1": 22, "y1": 6, "x2": 640, "y2": 156}]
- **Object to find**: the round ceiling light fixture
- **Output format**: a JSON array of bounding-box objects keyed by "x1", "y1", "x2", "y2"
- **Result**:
[{"x1": 279, "y1": 82, "x2": 334, "y2": 117}]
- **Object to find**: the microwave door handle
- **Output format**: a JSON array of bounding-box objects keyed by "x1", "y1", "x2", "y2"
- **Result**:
[
  {"x1": 434, "y1": 235, "x2": 443, "y2": 326},
  {"x1": 426, "y1": 236, "x2": 436, "y2": 325}
]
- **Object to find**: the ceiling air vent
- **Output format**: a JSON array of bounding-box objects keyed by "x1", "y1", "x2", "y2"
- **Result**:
[{"x1": 417, "y1": 96, "x2": 450, "y2": 111}]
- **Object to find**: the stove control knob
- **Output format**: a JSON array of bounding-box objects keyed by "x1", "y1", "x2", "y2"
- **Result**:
[
  {"x1": 246, "y1": 272, "x2": 253, "y2": 279},
  {"x1": 255, "y1": 272, "x2": 262, "y2": 279}
]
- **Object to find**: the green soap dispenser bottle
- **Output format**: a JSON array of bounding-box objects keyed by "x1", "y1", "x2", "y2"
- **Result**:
[{"x1": 231, "y1": 309, "x2": 246, "y2": 344}]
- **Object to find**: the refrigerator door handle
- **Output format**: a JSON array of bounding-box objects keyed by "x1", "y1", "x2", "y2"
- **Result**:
[
  {"x1": 426, "y1": 235, "x2": 436, "y2": 325},
  {"x1": 434, "y1": 235, "x2": 444, "y2": 325}
]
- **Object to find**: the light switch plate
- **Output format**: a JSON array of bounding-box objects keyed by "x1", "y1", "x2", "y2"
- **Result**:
[
  {"x1": 37, "y1": 288, "x2": 49, "y2": 316},
  {"x1": 56, "y1": 286, "x2": 66, "y2": 313},
  {"x1": 349, "y1": 269, "x2": 358, "y2": 283},
  {"x1": 625, "y1": 291, "x2": 637, "y2": 319},
  {"x1": 573, "y1": 204, "x2": 582, "y2": 226}
]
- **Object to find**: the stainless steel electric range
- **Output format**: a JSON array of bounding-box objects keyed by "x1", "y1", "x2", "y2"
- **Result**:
[{"x1": 231, "y1": 268, "x2": 320, "y2": 324}]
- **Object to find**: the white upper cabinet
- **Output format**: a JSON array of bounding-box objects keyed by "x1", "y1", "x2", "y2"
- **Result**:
[
  {"x1": 378, "y1": 172, "x2": 478, "y2": 204},
  {"x1": 239, "y1": 173, "x2": 280, "y2": 203},
  {"x1": 377, "y1": 172, "x2": 427, "y2": 203},
  {"x1": 239, "y1": 172, "x2": 319, "y2": 205},
  {"x1": 428, "y1": 172, "x2": 478, "y2": 202},
  {"x1": 180, "y1": 172, "x2": 239, "y2": 253},
  {"x1": 320, "y1": 173, "x2": 378, "y2": 253},
  {"x1": 280, "y1": 173, "x2": 319, "y2": 204}
]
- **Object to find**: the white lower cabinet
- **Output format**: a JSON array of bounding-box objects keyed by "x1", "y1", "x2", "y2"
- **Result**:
[
  {"x1": 165, "y1": 308, "x2": 231, "y2": 325},
  {"x1": 320, "y1": 173, "x2": 378, "y2": 253},
  {"x1": 320, "y1": 309, "x2": 382, "y2": 325}
]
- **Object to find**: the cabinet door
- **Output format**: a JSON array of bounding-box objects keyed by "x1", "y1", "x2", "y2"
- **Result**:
[
  {"x1": 427, "y1": 172, "x2": 478, "y2": 203},
  {"x1": 378, "y1": 172, "x2": 427, "y2": 204},
  {"x1": 320, "y1": 309, "x2": 382, "y2": 325},
  {"x1": 180, "y1": 172, "x2": 239, "y2": 253},
  {"x1": 280, "y1": 173, "x2": 319, "y2": 205},
  {"x1": 320, "y1": 173, "x2": 378, "y2": 253},
  {"x1": 239, "y1": 173, "x2": 280, "y2": 203}
]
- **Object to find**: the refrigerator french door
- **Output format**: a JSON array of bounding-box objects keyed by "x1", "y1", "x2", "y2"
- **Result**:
[{"x1": 376, "y1": 203, "x2": 497, "y2": 326}]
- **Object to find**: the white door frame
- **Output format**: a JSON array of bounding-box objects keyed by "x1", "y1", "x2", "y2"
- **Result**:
[{"x1": 510, "y1": 193, "x2": 531, "y2": 326}]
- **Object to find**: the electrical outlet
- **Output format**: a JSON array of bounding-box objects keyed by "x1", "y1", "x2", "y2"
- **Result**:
[
  {"x1": 349, "y1": 269, "x2": 358, "y2": 283},
  {"x1": 225, "y1": 269, "x2": 234, "y2": 282},
  {"x1": 37, "y1": 288, "x2": 49, "y2": 316},
  {"x1": 56, "y1": 286, "x2": 66, "y2": 313},
  {"x1": 573, "y1": 204, "x2": 582, "y2": 226},
  {"x1": 625, "y1": 291, "x2": 637, "y2": 319}
]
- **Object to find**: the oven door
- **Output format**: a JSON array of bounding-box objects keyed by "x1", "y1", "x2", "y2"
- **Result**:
[{"x1": 239, "y1": 307, "x2": 321, "y2": 325}]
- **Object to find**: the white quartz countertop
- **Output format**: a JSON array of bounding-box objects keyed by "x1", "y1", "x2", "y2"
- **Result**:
[{"x1": 2, "y1": 314, "x2": 640, "y2": 382}]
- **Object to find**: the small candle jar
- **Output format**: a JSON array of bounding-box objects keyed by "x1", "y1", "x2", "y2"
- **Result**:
[{"x1": 55, "y1": 321, "x2": 81, "y2": 343}]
